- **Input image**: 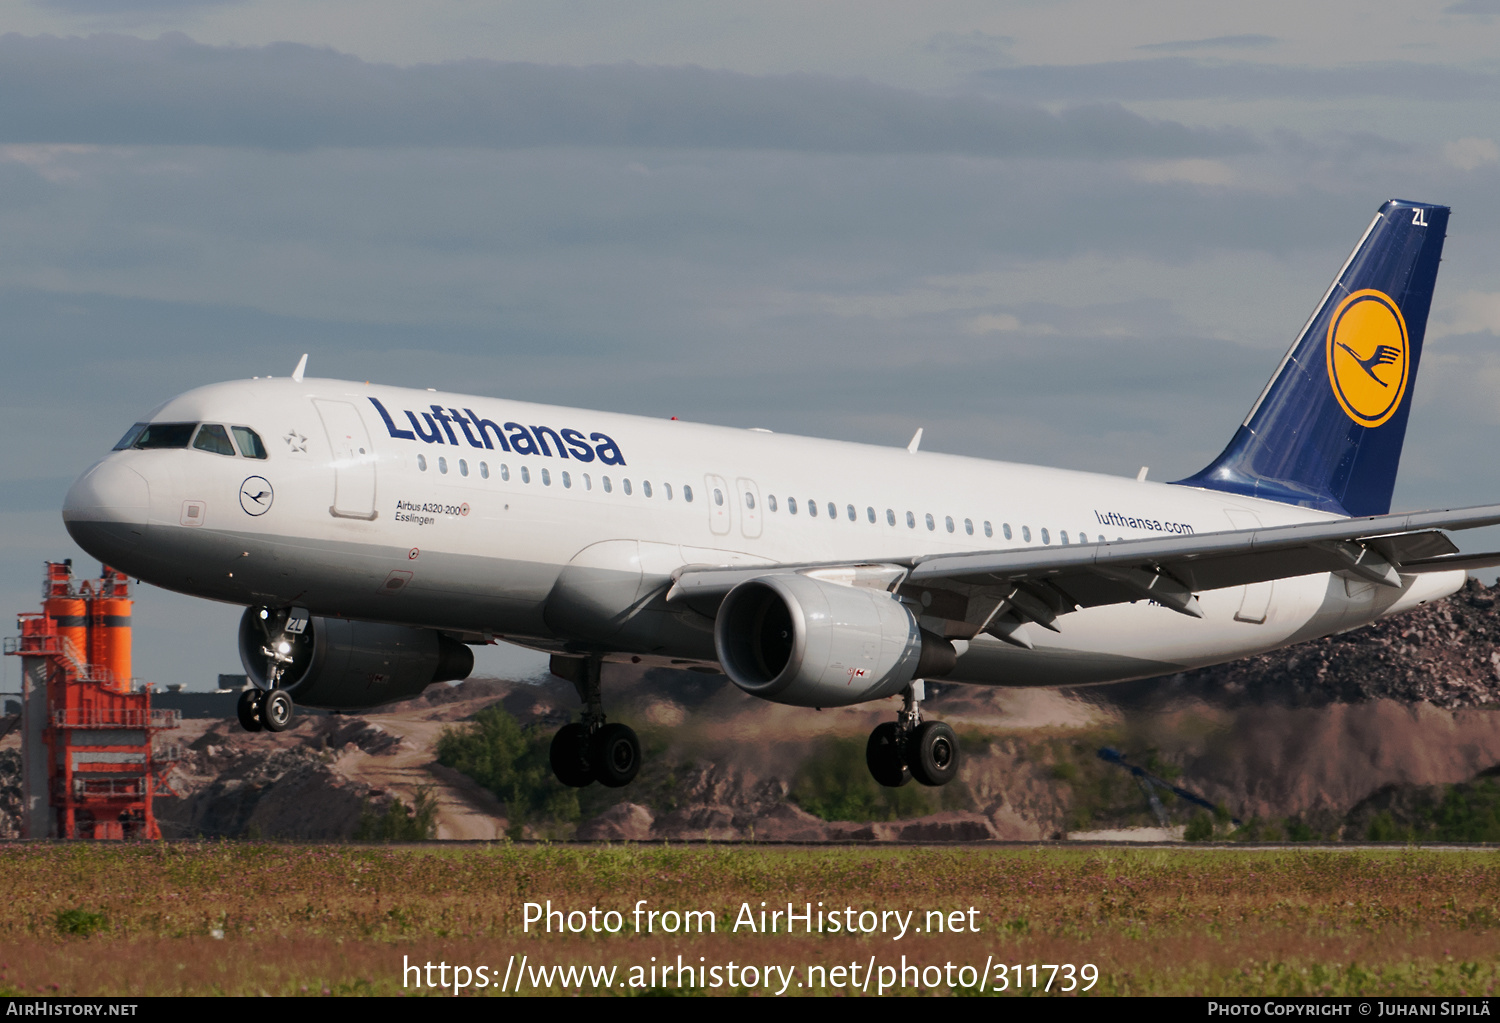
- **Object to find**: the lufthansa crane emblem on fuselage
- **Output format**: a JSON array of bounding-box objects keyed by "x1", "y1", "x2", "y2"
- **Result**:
[
  {"x1": 239, "y1": 476, "x2": 274, "y2": 516},
  {"x1": 1326, "y1": 288, "x2": 1410, "y2": 429}
]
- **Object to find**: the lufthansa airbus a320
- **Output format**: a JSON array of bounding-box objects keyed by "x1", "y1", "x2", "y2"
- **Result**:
[{"x1": 62, "y1": 200, "x2": 1500, "y2": 790}]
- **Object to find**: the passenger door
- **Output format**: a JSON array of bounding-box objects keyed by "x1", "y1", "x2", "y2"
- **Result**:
[
  {"x1": 1225, "y1": 509, "x2": 1273, "y2": 623},
  {"x1": 314, "y1": 399, "x2": 378, "y2": 520}
]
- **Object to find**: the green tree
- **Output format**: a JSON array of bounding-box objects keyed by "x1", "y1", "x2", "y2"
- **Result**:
[{"x1": 436, "y1": 706, "x2": 579, "y2": 828}]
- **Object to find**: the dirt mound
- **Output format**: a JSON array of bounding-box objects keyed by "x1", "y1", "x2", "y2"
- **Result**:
[
  {"x1": 158, "y1": 744, "x2": 371, "y2": 840},
  {"x1": 1107, "y1": 578, "x2": 1500, "y2": 711}
]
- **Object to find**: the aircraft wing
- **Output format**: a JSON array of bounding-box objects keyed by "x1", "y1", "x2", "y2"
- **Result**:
[{"x1": 666, "y1": 502, "x2": 1500, "y2": 645}]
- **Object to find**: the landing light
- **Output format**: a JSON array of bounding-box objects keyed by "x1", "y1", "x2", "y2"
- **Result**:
[{"x1": 277, "y1": 641, "x2": 291, "y2": 655}]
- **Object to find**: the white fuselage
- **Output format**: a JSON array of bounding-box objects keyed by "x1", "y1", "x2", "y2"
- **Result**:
[{"x1": 63, "y1": 377, "x2": 1463, "y2": 690}]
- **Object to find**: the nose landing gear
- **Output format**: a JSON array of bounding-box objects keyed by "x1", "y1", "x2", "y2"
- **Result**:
[
  {"x1": 236, "y1": 686, "x2": 296, "y2": 733},
  {"x1": 547, "y1": 654, "x2": 642, "y2": 788},
  {"x1": 236, "y1": 607, "x2": 309, "y2": 733},
  {"x1": 864, "y1": 680, "x2": 960, "y2": 788}
]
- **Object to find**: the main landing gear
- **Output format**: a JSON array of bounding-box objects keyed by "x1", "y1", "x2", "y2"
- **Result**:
[
  {"x1": 236, "y1": 688, "x2": 295, "y2": 733},
  {"x1": 865, "y1": 680, "x2": 959, "y2": 788},
  {"x1": 548, "y1": 654, "x2": 642, "y2": 789}
]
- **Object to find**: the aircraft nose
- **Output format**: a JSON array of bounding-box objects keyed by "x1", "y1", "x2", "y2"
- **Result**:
[{"x1": 62, "y1": 459, "x2": 151, "y2": 556}]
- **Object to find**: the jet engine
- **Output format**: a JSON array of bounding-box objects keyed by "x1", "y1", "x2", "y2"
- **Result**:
[
  {"x1": 237, "y1": 607, "x2": 474, "y2": 709},
  {"x1": 713, "y1": 574, "x2": 956, "y2": 707}
]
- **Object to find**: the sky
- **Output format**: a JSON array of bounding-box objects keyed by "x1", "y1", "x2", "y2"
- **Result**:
[{"x1": 3, "y1": 1, "x2": 1500, "y2": 690}]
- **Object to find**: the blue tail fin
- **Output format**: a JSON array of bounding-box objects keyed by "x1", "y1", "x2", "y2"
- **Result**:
[{"x1": 1173, "y1": 199, "x2": 1448, "y2": 517}]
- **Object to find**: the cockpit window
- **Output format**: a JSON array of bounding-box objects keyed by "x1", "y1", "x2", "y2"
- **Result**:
[
  {"x1": 112, "y1": 424, "x2": 147, "y2": 451},
  {"x1": 231, "y1": 426, "x2": 268, "y2": 459},
  {"x1": 192, "y1": 424, "x2": 236, "y2": 456},
  {"x1": 132, "y1": 423, "x2": 197, "y2": 449}
]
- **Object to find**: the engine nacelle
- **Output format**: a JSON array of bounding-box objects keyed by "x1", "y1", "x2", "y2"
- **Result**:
[
  {"x1": 714, "y1": 574, "x2": 956, "y2": 707},
  {"x1": 237, "y1": 608, "x2": 474, "y2": 710}
]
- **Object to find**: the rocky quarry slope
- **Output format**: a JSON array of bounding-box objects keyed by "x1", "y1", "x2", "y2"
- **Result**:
[{"x1": 11, "y1": 579, "x2": 1500, "y2": 843}]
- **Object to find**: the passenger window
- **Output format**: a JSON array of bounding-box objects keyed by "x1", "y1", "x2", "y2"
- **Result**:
[
  {"x1": 713, "y1": 487, "x2": 723, "y2": 505},
  {"x1": 417, "y1": 454, "x2": 428, "y2": 472},
  {"x1": 1021, "y1": 526, "x2": 1031, "y2": 542},
  {"x1": 867, "y1": 507, "x2": 876, "y2": 524},
  {"x1": 520, "y1": 465, "x2": 530, "y2": 483},
  {"x1": 925, "y1": 513, "x2": 935, "y2": 531},
  {"x1": 134, "y1": 423, "x2": 197, "y2": 449},
  {"x1": 541, "y1": 468, "x2": 551, "y2": 486},
  {"x1": 828, "y1": 502, "x2": 837, "y2": 519},
  {"x1": 439, "y1": 457, "x2": 448, "y2": 474},
  {"x1": 945, "y1": 515, "x2": 955, "y2": 533},
  {"x1": 1060, "y1": 530, "x2": 1069, "y2": 544},
  {"x1": 964, "y1": 518, "x2": 973, "y2": 536},
  {"x1": 500, "y1": 464, "x2": 510, "y2": 482},
  {"x1": 480, "y1": 462, "x2": 490, "y2": 479},
  {"x1": 809, "y1": 500, "x2": 818, "y2": 518},
  {"x1": 230, "y1": 426, "x2": 268, "y2": 459},
  {"x1": 562, "y1": 471, "x2": 572, "y2": 489},
  {"x1": 745, "y1": 491, "x2": 754, "y2": 509},
  {"x1": 583, "y1": 473, "x2": 591, "y2": 490},
  {"x1": 192, "y1": 424, "x2": 236, "y2": 456},
  {"x1": 887, "y1": 509, "x2": 896, "y2": 526},
  {"x1": 683, "y1": 485, "x2": 693, "y2": 502},
  {"x1": 459, "y1": 459, "x2": 469, "y2": 477},
  {"x1": 664, "y1": 483, "x2": 672, "y2": 500},
  {"x1": 1003, "y1": 523, "x2": 1012, "y2": 540},
  {"x1": 906, "y1": 511, "x2": 915, "y2": 528},
  {"x1": 984, "y1": 521, "x2": 993, "y2": 538},
  {"x1": 602, "y1": 476, "x2": 612, "y2": 493},
  {"x1": 643, "y1": 480, "x2": 653, "y2": 498},
  {"x1": 113, "y1": 423, "x2": 147, "y2": 451},
  {"x1": 788, "y1": 497, "x2": 798, "y2": 514},
  {"x1": 623, "y1": 478, "x2": 632, "y2": 496},
  {"x1": 768, "y1": 495, "x2": 777, "y2": 512},
  {"x1": 847, "y1": 504, "x2": 856, "y2": 521},
  {"x1": 1041, "y1": 528, "x2": 1050, "y2": 544}
]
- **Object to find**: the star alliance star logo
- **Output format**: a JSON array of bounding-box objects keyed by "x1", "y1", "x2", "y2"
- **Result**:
[{"x1": 283, "y1": 430, "x2": 307, "y2": 453}]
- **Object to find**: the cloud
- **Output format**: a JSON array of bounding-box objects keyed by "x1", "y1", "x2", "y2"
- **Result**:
[
  {"x1": 1131, "y1": 158, "x2": 1236, "y2": 187},
  {"x1": 0, "y1": 33, "x2": 1252, "y2": 159},
  {"x1": 976, "y1": 57, "x2": 1500, "y2": 103},
  {"x1": 1136, "y1": 34, "x2": 1277, "y2": 52},
  {"x1": 1431, "y1": 291, "x2": 1500, "y2": 338},
  {"x1": 34, "y1": 0, "x2": 243, "y2": 10},
  {"x1": 1446, "y1": 0, "x2": 1500, "y2": 13},
  {"x1": 1443, "y1": 136, "x2": 1500, "y2": 171}
]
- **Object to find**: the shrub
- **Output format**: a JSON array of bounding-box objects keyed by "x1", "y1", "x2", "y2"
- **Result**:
[
  {"x1": 355, "y1": 786, "x2": 438, "y2": 841},
  {"x1": 54, "y1": 908, "x2": 106, "y2": 937},
  {"x1": 436, "y1": 707, "x2": 579, "y2": 828}
]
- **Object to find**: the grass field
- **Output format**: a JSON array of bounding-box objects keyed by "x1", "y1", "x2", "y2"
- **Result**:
[{"x1": 0, "y1": 843, "x2": 1496, "y2": 996}]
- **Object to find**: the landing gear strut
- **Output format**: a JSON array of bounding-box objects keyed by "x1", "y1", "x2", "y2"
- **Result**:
[
  {"x1": 548, "y1": 654, "x2": 641, "y2": 788},
  {"x1": 865, "y1": 680, "x2": 960, "y2": 788}
]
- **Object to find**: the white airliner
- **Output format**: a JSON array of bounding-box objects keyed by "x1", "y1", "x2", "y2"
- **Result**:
[{"x1": 62, "y1": 199, "x2": 1500, "y2": 790}]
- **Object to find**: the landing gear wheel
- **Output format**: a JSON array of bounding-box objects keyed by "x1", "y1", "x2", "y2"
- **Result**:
[
  {"x1": 549, "y1": 723, "x2": 595, "y2": 787},
  {"x1": 908, "y1": 721, "x2": 959, "y2": 787},
  {"x1": 865, "y1": 722, "x2": 910, "y2": 788},
  {"x1": 259, "y1": 689, "x2": 294, "y2": 733},
  {"x1": 590, "y1": 723, "x2": 642, "y2": 788},
  {"x1": 236, "y1": 690, "x2": 264, "y2": 733}
]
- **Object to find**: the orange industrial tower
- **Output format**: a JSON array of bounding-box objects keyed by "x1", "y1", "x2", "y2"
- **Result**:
[{"x1": 4, "y1": 561, "x2": 179, "y2": 839}]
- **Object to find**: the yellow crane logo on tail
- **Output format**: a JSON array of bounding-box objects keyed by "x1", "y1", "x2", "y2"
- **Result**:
[{"x1": 1326, "y1": 288, "x2": 1410, "y2": 428}]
